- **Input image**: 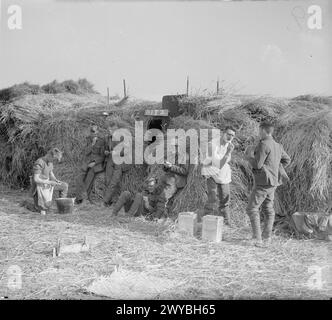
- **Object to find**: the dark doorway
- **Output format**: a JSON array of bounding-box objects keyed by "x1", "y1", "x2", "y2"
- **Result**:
[{"x1": 147, "y1": 118, "x2": 164, "y2": 143}]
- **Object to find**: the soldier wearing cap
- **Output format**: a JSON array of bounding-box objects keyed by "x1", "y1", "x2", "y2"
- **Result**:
[
  {"x1": 75, "y1": 125, "x2": 106, "y2": 204},
  {"x1": 111, "y1": 177, "x2": 165, "y2": 218}
]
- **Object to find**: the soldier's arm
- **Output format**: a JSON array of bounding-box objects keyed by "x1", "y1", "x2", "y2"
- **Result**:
[
  {"x1": 249, "y1": 142, "x2": 269, "y2": 170},
  {"x1": 84, "y1": 137, "x2": 93, "y2": 156}
]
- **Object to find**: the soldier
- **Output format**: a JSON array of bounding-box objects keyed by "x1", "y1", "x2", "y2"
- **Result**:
[
  {"x1": 156, "y1": 137, "x2": 190, "y2": 219},
  {"x1": 31, "y1": 148, "x2": 68, "y2": 215},
  {"x1": 103, "y1": 122, "x2": 128, "y2": 207},
  {"x1": 201, "y1": 126, "x2": 236, "y2": 226},
  {"x1": 75, "y1": 125, "x2": 106, "y2": 204},
  {"x1": 111, "y1": 177, "x2": 165, "y2": 218},
  {"x1": 104, "y1": 122, "x2": 120, "y2": 186},
  {"x1": 245, "y1": 121, "x2": 291, "y2": 247}
]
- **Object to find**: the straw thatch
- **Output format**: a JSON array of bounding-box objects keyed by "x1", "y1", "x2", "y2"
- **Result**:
[{"x1": 0, "y1": 82, "x2": 331, "y2": 229}]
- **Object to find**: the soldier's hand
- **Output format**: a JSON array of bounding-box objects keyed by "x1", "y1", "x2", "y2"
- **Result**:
[
  {"x1": 87, "y1": 161, "x2": 96, "y2": 168},
  {"x1": 92, "y1": 137, "x2": 98, "y2": 146},
  {"x1": 164, "y1": 161, "x2": 172, "y2": 168},
  {"x1": 227, "y1": 143, "x2": 235, "y2": 153},
  {"x1": 104, "y1": 150, "x2": 110, "y2": 156}
]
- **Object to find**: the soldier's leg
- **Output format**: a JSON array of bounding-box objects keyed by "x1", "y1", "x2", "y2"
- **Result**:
[
  {"x1": 85, "y1": 169, "x2": 97, "y2": 201},
  {"x1": 246, "y1": 186, "x2": 268, "y2": 242},
  {"x1": 218, "y1": 183, "x2": 231, "y2": 226},
  {"x1": 54, "y1": 181, "x2": 69, "y2": 198},
  {"x1": 104, "y1": 159, "x2": 114, "y2": 186},
  {"x1": 203, "y1": 177, "x2": 218, "y2": 216},
  {"x1": 261, "y1": 187, "x2": 277, "y2": 240},
  {"x1": 103, "y1": 165, "x2": 122, "y2": 205},
  {"x1": 75, "y1": 168, "x2": 88, "y2": 201},
  {"x1": 127, "y1": 193, "x2": 144, "y2": 217},
  {"x1": 112, "y1": 191, "x2": 132, "y2": 216}
]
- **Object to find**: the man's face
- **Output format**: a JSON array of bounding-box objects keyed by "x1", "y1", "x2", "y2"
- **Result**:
[
  {"x1": 147, "y1": 180, "x2": 156, "y2": 193},
  {"x1": 108, "y1": 125, "x2": 118, "y2": 136},
  {"x1": 259, "y1": 127, "x2": 267, "y2": 139},
  {"x1": 223, "y1": 129, "x2": 235, "y2": 143},
  {"x1": 53, "y1": 152, "x2": 63, "y2": 163},
  {"x1": 90, "y1": 126, "x2": 98, "y2": 137}
]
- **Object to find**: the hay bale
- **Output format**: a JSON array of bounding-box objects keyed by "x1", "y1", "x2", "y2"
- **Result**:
[{"x1": 276, "y1": 110, "x2": 332, "y2": 216}]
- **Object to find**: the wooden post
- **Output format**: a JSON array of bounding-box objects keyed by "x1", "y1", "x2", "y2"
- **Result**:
[
  {"x1": 123, "y1": 79, "x2": 127, "y2": 98},
  {"x1": 186, "y1": 76, "x2": 189, "y2": 96},
  {"x1": 107, "y1": 87, "x2": 110, "y2": 106}
]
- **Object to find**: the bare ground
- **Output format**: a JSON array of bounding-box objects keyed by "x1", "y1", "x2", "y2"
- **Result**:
[{"x1": 0, "y1": 187, "x2": 331, "y2": 300}]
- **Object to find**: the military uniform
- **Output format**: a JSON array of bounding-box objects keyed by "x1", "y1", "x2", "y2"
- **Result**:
[
  {"x1": 156, "y1": 152, "x2": 190, "y2": 218},
  {"x1": 246, "y1": 136, "x2": 291, "y2": 241},
  {"x1": 112, "y1": 182, "x2": 165, "y2": 217},
  {"x1": 103, "y1": 134, "x2": 131, "y2": 205},
  {"x1": 76, "y1": 135, "x2": 106, "y2": 201}
]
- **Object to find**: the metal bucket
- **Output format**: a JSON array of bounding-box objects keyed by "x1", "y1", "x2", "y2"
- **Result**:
[{"x1": 55, "y1": 198, "x2": 75, "y2": 214}]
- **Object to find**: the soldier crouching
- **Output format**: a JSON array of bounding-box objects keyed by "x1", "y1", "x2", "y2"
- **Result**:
[{"x1": 111, "y1": 177, "x2": 165, "y2": 218}]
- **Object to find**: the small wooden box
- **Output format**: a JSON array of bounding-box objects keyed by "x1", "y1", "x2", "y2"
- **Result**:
[
  {"x1": 202, "y1": 215, "x2": 224, "y2": 242},
  {"x1": 177, "y1": 212, "x2": 198, "y2": 236}
]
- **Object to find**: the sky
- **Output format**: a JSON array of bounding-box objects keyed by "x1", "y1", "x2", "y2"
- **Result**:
[{"x1": 0, "y1": 0, "x2": 331, "y2": 101}]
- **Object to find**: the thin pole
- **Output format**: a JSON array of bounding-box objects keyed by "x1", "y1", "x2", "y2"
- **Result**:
[
  {"x1": 217, "y1": 78, "x2": 220, "y2": 95},
  {"x1": 107, "y1": 87, "x2": 110, "y2": 106},
  {"x1": 123, "y1": 79, "x2": 127, "y2": 98},
  {"x1": 186, "y1": 76, "x2": 189, "y2": 96}
]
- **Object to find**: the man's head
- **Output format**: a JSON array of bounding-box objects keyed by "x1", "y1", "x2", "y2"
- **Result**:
[
  {"x1": 107, "y1": 121, "x2": 119, "y2": 136},
  {"x1": 259, "y1": 121, "x2": 274, "y2": 139},
  {"x1": 146, "y1": 177, "x2": 157, "y2": 193},
  {"x1": 222, "y1": 126, "x2": 236, "y2": 143},
  {"x1": 90, "y1": 125, "x2": 99, "y2": 137},
  {"x1": 47, "y1": 148, "x2": 63, "y2": 163}
]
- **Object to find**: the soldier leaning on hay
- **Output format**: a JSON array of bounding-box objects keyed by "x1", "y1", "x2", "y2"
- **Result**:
[
  {"x1": 201, "y1": 126, "x2": 236, "y2": 226},
  {"x1": 103, "y1": 122, "x2": 131, "y2": 207},
  {"x1": 245, "y1": 121, "x2": 291, "y2": 247},
  {"x1": 31, "y1": 148, "x2": 68, "y2": 215},
  {"x1": 111, "y1": 177, "x2": 166, "y2": 218},
  {"x1": 75, "y1": 125, "x2": 106, "y2": 204}
]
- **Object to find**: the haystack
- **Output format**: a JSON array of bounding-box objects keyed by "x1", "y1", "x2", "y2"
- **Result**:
[
  {"x1": 1, "y1": 81, "x2": 331, "y2": 229},
  {"x1": 275, "y1": 110, "x2": 332, "y2": 216}
]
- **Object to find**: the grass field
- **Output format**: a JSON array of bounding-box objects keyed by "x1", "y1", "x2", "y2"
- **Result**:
[{"x1": 0, "y1": 186, "x2": 331, "y2": 300}]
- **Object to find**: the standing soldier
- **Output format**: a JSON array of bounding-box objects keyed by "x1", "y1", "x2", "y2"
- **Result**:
[
  {"x1": 201, "y1": 126, "x2": 236, "y2": 226},
  {"x1": 245, "y1": 121, "x2": 291, "y2": 247},
  {"x1": 75, "y1": 125, "x2": 106, "y2": 204},
  {"x1": 31, "y1": 148, "x2": 68, "y2": 215}
]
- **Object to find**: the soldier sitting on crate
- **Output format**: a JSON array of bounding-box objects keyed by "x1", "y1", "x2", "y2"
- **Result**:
[
  {"x1": 31, "y1": 148, "x2": 68, "y2": 215},
  {"x1": 111, "y1": 177, "x2": 165, "y2": 218}
]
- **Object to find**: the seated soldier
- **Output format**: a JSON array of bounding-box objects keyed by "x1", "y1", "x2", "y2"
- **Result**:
[
  {"x1": 291, "y1": 208, "x2": 332, "y2": 241},
  {"x1": 31, "y1": 148, "x2": 68, "y2": 215},
  {"x1": 111, "y1": 177, "x2": 165, "y2": 218},
  {"x1": 75, "y1": 125, "x2": 106, "y2": 204},
  {"x1": 157, "y1": 137, "x2": 190, "y2": 218}
]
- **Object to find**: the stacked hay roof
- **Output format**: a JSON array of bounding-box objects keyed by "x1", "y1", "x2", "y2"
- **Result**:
[{"x1": 0, "y1": 81, "x2": 331, "y2": 227}]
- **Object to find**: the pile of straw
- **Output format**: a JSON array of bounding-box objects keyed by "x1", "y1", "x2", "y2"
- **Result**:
[
  {"x1": 1, "y1": 84, "x2": 331, "y2": 227},
  {"x1": 276, "y1": 110, "x2": 332, "y2": 216}
]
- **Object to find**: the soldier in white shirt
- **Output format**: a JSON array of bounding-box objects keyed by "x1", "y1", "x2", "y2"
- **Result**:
[{"x1": 201, "y1": 126, "x2": 236, "y2": 226}]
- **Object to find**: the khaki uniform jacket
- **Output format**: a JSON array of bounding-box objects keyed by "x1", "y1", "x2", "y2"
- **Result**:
[
  {"x1": 249, "y1": 136, "x2": 291, "y2": 187},
  {"x1": 83, "y1": 135, "x2": 106, "y2": 172},
  {"x1": 162, "y1": 152, "x2": 190, "y2": 188}
]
